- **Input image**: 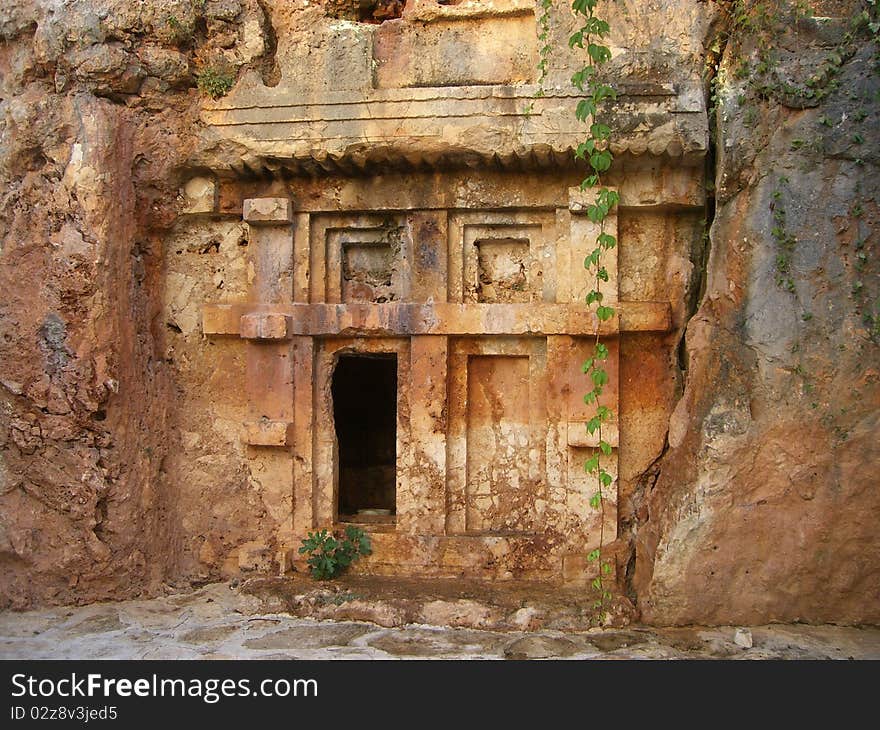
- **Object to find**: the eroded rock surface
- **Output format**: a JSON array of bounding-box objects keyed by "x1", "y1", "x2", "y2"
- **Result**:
[{"x1": 634, "y1": 3, "x2": 880, "y2": 625}]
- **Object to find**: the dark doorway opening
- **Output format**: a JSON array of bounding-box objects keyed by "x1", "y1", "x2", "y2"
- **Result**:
[{"x1": 332, "y1": 353, "x2": 397, "y2": 523}]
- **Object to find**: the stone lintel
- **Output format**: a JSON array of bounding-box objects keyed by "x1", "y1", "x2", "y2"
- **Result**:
[
  {"x1": 215, "y1": 168, "x2": 705, "y2": 217},
  {"x1": 202, "y1": 302, "x2": 673, "y2": 338},
  {"x1": 240, "y1": 312, "x2": 292, "y2": 340},
  {"x1": 244, "y1": 420, "x2": 294, "y2": 447},
  {"x1": 243, "y1": 198, "x2": 293, "y2": 225}
]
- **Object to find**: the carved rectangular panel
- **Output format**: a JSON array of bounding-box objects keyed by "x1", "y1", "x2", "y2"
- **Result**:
[
  {"x1": 466, "y1": 355, "x2": 531, "y2": 532},
  {"x1": 448, "y1": 211, "x2": 558, "y2": 304},
  {"x1": 309, "y1": 214, "x2": 412, "y2": 304},
  {"x1": 475, "y1": 238, "x2": 531, "y2": 302},
  {"x1": 447, "y1": 337, "x2": 547, "y2": 536}
]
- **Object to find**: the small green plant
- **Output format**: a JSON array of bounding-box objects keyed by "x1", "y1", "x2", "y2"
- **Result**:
[
  {"x1": 196, "y1": 67, "x2": 235, "y2": 99},
  {"x1": 298, "y1": 526, "x2": 372, "y2": 580}
]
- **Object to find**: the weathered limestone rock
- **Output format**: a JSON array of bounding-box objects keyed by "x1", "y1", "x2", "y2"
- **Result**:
[
  {"x1": 0, "y1": 0, "x2": 265, "y2": 609},
  {"x1": 503, "y1": 634, "x2": 580, "y2": 659},
  {"x1": 181, "y1": 176, "x2": 218, "y2": 214},
  {"x1": 634, "y1": 8, "x2": 880, "y2": 625}
]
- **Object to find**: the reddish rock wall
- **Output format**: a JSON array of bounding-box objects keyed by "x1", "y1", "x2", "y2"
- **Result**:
[{"x1": 0, "y1": 0, "x2": 268, "y2": 608}]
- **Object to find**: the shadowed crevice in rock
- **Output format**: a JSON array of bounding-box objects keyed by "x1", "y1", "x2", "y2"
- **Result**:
[{"x1": 254, "y1": 0, "x2": 280, "y2": 87}]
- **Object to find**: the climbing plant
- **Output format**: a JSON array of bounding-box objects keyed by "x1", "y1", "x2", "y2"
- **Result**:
[
  {"x1": 569, "y1": 0, "x2": 619, "y2": 619},
  {"x1": 537, "y1": 1, "x2": 619, "y2": 618}
]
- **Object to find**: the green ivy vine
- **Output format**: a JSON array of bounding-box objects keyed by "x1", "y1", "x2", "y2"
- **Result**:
[
  {"x1": 570, "y1": 0, "x2": 619, "y2": 619},
  {"x1": 537, "y1": 0, "x2": 619, "y2": 618}
]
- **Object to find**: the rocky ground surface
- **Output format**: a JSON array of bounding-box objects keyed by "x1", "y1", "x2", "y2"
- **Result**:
[{"x1": 2, "y1": 580, "x2": 878, "y2": 660}]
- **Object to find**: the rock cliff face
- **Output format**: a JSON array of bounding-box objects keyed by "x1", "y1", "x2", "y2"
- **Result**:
[
  {"x1": 634, "y1": 2, "x2": 880, "y2": 624},
  {"x1": 0, "y1": 0, "x2": 877, "y2": 625},
  {"x1": 0, "y1": 0, "x2": 270, "y2": 607}
]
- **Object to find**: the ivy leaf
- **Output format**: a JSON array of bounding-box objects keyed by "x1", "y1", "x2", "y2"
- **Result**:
[
  {"x1": 591, "y1": 368, "x2": 608, "y2": 387},
  {"x1": 592, "y1": 83, "x2": 615, "y2": 103},
  {"x1": 598, "y1": 267, "x2": 609, "y2": 282},
  {"x1": 587, "y1": 43, "x2": 612, "y2": 64},
  {"x1": 590, "y1": 150, "x2": 613, "y2": 172},
  {"x1": 587, "y1": 203, "x2": 607, "y2": 223},
  {"x1": 599, "y1": 440, "x2": 612, "y2": 456},
  {"x1": 584, "y1": 248, "x2": 601, "y2": 267},
  {"x1": 581, "y1": 357, "x2": 594, "y2": 373},
  {"x1": 569, "y1": 31, "x2": 585, "y2": 48},
  {"x1": 571, "y1": 0, "x2": 593, "y2": 15},
  {"x1": 598, "y1": 188, "x2": 620, "y2": 208},
  {"x1": 575, "y1": 139, "x2": 596, "y2": 159},
  {"x1": 595, "y1": 342, "x2": 609, "y2": 359},
  {"x1": 590, "y1": 122, "x2": 612, "y2": 139},
  {"x1": 586, "y1": 415, "x2": 601, "y2": 435},
  {"x1": 584, "y1": 454, "x2": 600, "y2": 473},
  {"x1": 584, "y1": 17, "x2": 611, "y2": 37},
  {"x1": 576, "y1": 98, "x2": 597, "y2": 122},
  {"x1": 599, "y1": 470, "x2": 613, "y2": 487},
  {"x1": 596, "y1": 305, "x2": 615, "y2": 321},
  {"x1": 583, "y1": 390, "x2": 597, "y2": 404},
  {"x1": 585, "y1": 290, "x2": 603, "y2": 305},
  {"x1": 598, "y1": 232, "x2": 616, "y2": 249},
  {"x1": 571, "y1": 66, "x2": 596, "y2": 90},
  {"x1": 587, "y1": 548, "x2": 601, "y2": 561}
]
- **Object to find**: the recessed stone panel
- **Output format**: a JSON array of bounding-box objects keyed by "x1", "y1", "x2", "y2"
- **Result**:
[
  {"x1": 313, "y1": 215, "x2": 412, "y2": 304},
  {"x1": 342, "y1": 240, "x2": 396, "y2": 303},
  {"x1": 465, "y1": 354, "x2": 532, "y2": 534},
  {"x1": 449, "y1": 212, "x2": 555, "y2": 304},
  {"x1": 476, "y1": 238, "x2": 530, "y2": 303}
]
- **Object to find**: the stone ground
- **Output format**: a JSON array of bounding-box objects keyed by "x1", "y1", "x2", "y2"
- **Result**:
[{"x1": 1, "y1": 580, "x2": 879, "y2": 660}]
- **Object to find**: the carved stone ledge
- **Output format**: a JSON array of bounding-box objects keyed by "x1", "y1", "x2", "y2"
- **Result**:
[{"x1": 203, "y1": 301, "x2": 672, "y2": 338}]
